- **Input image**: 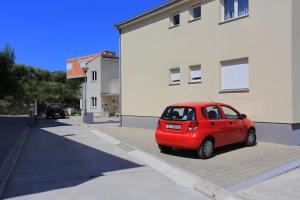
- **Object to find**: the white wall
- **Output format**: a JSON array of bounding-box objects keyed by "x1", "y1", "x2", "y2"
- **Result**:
[
  {"x1": 101, "y1": 58, "x2": 119, "y2": 95},
  {"x1": 86, "y1": 58, "x2": 102, "y2": 115}
]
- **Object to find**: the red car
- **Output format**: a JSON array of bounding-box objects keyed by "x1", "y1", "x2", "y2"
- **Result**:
[{"x1": 155, "y1": 102, "x2": 256, "y2": 159}]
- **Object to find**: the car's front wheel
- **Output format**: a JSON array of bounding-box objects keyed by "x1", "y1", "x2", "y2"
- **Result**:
[
  {"x1": 198, "y1": 139, "x2": 214, "y2": 159},
  {"x1": 158, "y1": 144, "x2": 173, "y2": 153},
  {"x1": 245, "y1": 129, "x2": 257, "y2": 146}
]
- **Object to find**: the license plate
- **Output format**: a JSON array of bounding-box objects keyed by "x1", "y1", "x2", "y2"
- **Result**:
[{"x1": 166, "y1": 124, "x2": 182, "y2": 130}]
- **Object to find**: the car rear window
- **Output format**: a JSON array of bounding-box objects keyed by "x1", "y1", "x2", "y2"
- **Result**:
[
  {"x1": 161, "y1": 107, "x2": 196, "y2": 121},
  {"x1": 49, "y1": 104, "x2": 63, "y2": 109}
]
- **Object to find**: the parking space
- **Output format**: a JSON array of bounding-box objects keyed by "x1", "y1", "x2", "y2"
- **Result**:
[{"x1": 91, "y1": 121, "x2": 300, "y2": 189}]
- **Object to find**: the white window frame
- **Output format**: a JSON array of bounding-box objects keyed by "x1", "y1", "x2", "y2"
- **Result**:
[
  {"x1": 170, "y1": 12, "x2": 180, "y2": 27},
  {"x1": 169, "y1": 68, "x2": 181, "y2": 85},
  {"x1": 221, "y1": 58, "x2": 249, "y2": 92},
  {"x1": 189, "y1": 4, "x2": 201, "y2": 21},
  {"x1": 91, "y1": 71, "x2": 97, "y2": 82},
  {"x1": 91, "y1": 97, "x2": 97, "y2": 108},
  {"x1": 189, "y1": 65, "x2": 202, "y2": 83},
  {"x1": 220, "y1": 0, "x2": 249, "y2": 22}
]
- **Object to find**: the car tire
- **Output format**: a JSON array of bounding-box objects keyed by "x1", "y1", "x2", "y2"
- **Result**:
[
  {"x1": 158, "y1": 144, "x2": 173, "y2": 153},
  {"x1": 198, "y1": 139, "x2": 214, "y2": 159},
  {"x1": 245, "y1": 129, "x2": 257, "y2": 146}
]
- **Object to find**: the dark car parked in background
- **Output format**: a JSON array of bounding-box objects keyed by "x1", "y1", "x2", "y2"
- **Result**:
[{"x1": 46, "y1": 103, "x2": 66, "y2": 119}]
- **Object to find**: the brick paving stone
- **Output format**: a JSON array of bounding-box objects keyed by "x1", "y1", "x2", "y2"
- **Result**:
[{"x1": 80, "y1": 118, "x2": 300, "y2": 189}]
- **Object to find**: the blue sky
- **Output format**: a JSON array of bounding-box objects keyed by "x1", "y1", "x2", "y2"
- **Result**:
[{"x1": 0, "y1": 0, "x2": 166, "y2": 71}]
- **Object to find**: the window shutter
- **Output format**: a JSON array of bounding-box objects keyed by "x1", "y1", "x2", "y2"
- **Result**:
[{"x1": 221, "y1": 59, "x2": 249, "y2": 90}]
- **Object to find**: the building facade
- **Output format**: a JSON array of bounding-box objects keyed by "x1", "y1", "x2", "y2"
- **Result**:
[
  {"x1": 66, "y1": 51, "x2": 119, "y2": 117},
  {"x1": 116, "y1": 0, "x2": 300, "y2": 145}
]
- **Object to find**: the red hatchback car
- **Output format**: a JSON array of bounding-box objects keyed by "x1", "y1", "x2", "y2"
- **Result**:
[{"x1": 155, "y1": 102, "x2": 256, "y2": 159}]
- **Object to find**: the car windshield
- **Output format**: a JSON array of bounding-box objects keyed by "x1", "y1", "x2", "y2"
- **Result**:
[
  {"x1": 49, "y1": 104, "x2": 63, "y2": 109},
  {"x1": 161, "y1": 107, "x2": 196, "y2": 121}
]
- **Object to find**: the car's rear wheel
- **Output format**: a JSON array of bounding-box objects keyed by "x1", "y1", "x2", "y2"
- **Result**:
[
  {"x1": 245, "y1": 129, "x2": 257, "y2": 146},
  {"x1": 198, "y1": 139, "x2": 214, "y2": 159},
  {"x1": 158, "y1": 144, "x2": 173, "y2": 153}
]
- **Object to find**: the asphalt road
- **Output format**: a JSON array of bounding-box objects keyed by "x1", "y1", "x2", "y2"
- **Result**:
[
  {"x1": 3, "y1": 118, "x2": 209, "y2": 200},
  {"x1": 0, "y1": 116, "x2": 28, "y2": 167}
]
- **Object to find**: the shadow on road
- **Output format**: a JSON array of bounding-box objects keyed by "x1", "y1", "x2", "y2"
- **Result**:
[
  {"x1": 163, "y1": 143, "x2": 248, "y2": 159},
  {"x1": 3, "y1": 118, "x2": 143, "y2": 199},
  {"x1": 0, "y1": 116, "x2": 29, "y2": 167}
]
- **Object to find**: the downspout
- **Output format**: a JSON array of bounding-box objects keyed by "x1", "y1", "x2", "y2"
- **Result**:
[{"x1": 118, "y1": 28, "x2": 122, "y2": 127}]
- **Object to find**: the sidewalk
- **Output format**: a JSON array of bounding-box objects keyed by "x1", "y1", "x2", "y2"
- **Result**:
[
  {"x1": 238, "y1": 167, "x2": 300, "y2": 200},
  {"x1": 89, "y1": 118, "x2": 300, "y2": 199},
  {"x1": 2, "y1": 118, "x2": 210, "y2": 200}
]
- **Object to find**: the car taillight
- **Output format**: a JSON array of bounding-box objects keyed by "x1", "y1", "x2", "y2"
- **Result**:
[
  {"x1": 157, "y1": 119, "x2": 162, "y2": 129},
  {"x1": 188, "y1": 120, "x2": 198, "y2": 131}
]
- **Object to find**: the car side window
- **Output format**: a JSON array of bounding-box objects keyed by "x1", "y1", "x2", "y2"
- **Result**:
[
  {"x1": 221, "y1": 106, "x2": 239, "y2": 119},
  {"x1": 206, "y1": 106, "x2": 222, "y2": 120},
  {"x1": 201, "y1": 107, "x2": 207, "y2": 119}
]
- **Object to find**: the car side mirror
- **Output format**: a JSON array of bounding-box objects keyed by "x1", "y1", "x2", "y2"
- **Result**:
[{"x1": 239, "y1": 114, "x2": 247, "y2": 119}]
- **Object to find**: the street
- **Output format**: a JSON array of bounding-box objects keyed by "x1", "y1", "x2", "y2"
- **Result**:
[
  {"x1": 0, "y1": 116, "x2": 28, "y2": 168},
  {"x1": 2, "y1": 118, "x2": 209, "y2": 200}
]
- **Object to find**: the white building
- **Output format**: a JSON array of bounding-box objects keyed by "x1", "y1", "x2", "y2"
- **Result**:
[{"x1": 67, "y1": 51, "x2": 119, "y2": 117}]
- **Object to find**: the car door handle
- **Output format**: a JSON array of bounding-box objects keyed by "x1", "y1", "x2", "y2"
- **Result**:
[
  {"x1": 211, "y1": 122, "x2": 215, "y2": 126},
  {"x1": 229, "y1": 121, "x2": 233, "y2": 125}
]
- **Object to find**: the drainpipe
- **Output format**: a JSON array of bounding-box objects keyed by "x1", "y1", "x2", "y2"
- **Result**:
[{"x1": 118, "y1": 29, "x2": 122, "y2": 127}]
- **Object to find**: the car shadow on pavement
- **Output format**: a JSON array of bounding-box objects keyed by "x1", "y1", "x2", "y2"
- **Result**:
[
  {"x1": 163, "y1": 143, "x2": 249, "y2": 159},
  {"x1": 3, "y1": 119, "x2": 143, "y2": 199}
]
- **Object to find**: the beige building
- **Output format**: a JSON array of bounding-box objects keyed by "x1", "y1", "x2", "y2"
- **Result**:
[{"x1": 116, "y1": 0, "x2": 300, "y2": 145}]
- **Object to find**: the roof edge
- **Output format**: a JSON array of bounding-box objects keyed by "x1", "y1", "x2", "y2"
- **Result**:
[{"x1": 115, "y1": 0, "x2": 185, "y2": 30}]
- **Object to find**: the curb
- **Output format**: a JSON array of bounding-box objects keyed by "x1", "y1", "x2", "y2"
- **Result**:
[
  {"x1": 86, "y1": 125, "x2": 245, "y2": 200},
  {"x1": 0, "y1": 127, "x2": 31, "y2": 198}
]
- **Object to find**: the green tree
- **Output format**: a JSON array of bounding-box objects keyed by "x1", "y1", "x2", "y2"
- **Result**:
[
  {"x1": 0, "y1": 45, "x2": 81, "y2": 114},
  {"x1": 0, "y1": 45, "x2": 15, "y2": 98}
]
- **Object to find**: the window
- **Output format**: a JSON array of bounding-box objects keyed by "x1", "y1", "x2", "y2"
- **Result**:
[
  {"x1": 91, "y1": 97, "x2": 97, "y2": 108},
  {"x1": 221, "y1": 58, "x2": 249, "y2": 91},
  {"x1": 201, "y1": 107, "x2": 207, "y2": 119},
  {"x1": 190, "y1": 5, "x2": 201, "y2": 20},
  {"x1": 223, "y1": 0, "x2": 248, "y2": 21},
  {"x1": 170, "y1": 68, "x2": 181, "y2": 84},
  {"x1": 80, "y1": 61, "x2": 86, "y2": 68},
  {"x1": 67, "y1": 63, "x2": 73, "y2": 70},
  {"x1": 221, "y1": 106, "x2": 239, "y2": 119},
  {"x1": 190, "y1": 65, "x2": 202, "y2": 83},
  {"x1": 91, "y1": 71, "x2": 97, "y2": 82},
  {"x1": 206, "y1": 106, "x2": 222, "y2": 120},
  {"x1": 170, "y1": 13, "x2": 180, "y2": 27},
  {"x1": 238, "y1": 0, "x2": 249, "y2": 16},
  {"x1": 161, "y1": 107, "x2": 196, "y2": 121}
]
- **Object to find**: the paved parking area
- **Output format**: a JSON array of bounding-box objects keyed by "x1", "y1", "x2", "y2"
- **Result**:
[{"x1": 91, "y1": 121, "x2": 300, "y2": 189}]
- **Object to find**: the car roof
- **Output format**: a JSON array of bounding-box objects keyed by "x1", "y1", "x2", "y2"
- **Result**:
[{"x1": 169, "y1": 102, "x2": 224, "y2": 107}]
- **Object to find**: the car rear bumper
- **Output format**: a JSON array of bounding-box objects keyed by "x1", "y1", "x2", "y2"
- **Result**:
[{"x1": 155, "y1": 129, "x2": 202, "y2": 150}]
